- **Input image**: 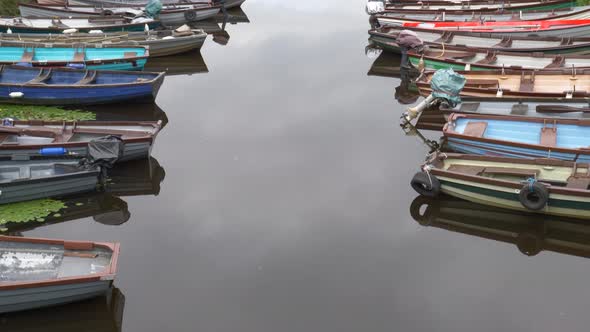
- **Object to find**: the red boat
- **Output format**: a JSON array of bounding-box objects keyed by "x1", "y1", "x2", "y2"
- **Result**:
[{"x1": 401, "y1": 19, "x2": 590, "y2": 37}]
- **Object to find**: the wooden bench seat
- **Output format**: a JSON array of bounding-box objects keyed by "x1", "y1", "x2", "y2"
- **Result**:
[
  {"x1": 482, "y1": 167, "x2": 540, "y2": 178},
  {"x1": 463, "y1": 121, "x2": 488, "y2": 137},
  {"x1": 566, "y1": 176, "x2": 590, "y2": 189},
  {"x1": 464, "y1": 79, "x2": 499, "y2": 88}
]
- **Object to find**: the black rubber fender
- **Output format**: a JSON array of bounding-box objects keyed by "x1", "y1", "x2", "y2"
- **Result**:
[
  {"x1": 409, "y1": 195, "x2": 436, "y2": 226},
  {"x1": 410, "y1": 172, "x2": 440, "y2": 198},
  {"x1": 184, "y1": 9, "x2": 197, "y2": 21},
  {"x1": 519, "y1": 181, "x2": 548, "y2": 211}
]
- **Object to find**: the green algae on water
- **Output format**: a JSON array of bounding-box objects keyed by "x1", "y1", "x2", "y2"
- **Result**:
[
  {"x1": 0, "y1": 105, "x2": 96, "y2": 121},
  {"x1": 0, "y1": 199, "x2": 66, "y2": 225}
]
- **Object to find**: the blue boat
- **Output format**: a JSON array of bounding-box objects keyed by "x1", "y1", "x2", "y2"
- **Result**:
[
  {"x1": 444, "y1": 113, "x2": 590, "y2": 162},
  {"x1": 0, "y1": 44, "x2": 148, "y2": 71},
  {"x1": 0, "y1": 65, "x2": 165, "y2": 105}
]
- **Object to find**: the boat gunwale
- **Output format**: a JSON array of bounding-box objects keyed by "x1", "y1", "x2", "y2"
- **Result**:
[
  {"x1": 425, "y1": 152, "x2": 590, "y2": 197},
  {"x1": 0, "y1": 16, "x2": 161, "y2": 33},
  {"x1": 0, "y1": 235, "x2": 119, "y2": 290},
  {"x1": 18, "y1": 2, "x2": 223, "y2": 15}
]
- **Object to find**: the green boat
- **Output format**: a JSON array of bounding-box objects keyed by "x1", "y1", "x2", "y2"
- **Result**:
[{"x1": 411, "y1": 152, "x2": 590, "y2": 219}]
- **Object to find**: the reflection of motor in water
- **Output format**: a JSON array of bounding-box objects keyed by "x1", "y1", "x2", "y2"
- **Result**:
[
  {"x1": 409, "y1": 195, "x2": 590, "y2": 258},
  {"x1": 0, "y1": 287, "x2": 125, "y2": 332}
]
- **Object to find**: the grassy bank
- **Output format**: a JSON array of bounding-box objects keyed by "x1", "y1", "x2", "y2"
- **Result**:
[{"x1": 0, "y1": 105, "x2": 96, "y2": 121}]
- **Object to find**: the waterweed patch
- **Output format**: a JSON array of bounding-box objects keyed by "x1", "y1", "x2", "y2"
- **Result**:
[
  {"x1": 0, "y1": 105, "x2": 95, "y2": 121},
  {"x1": 0, "y1": 199, "x2": 66, "y2": 225}
]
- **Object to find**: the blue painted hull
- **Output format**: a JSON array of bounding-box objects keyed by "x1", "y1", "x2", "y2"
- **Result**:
[{"x1": 0, "y1": 83, "x2": 159, "y2": 105}]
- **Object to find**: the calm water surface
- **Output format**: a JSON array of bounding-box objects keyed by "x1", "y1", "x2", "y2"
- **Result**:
[{"x1": 3, "y1": 1, "x2": 590, "y2": 331}]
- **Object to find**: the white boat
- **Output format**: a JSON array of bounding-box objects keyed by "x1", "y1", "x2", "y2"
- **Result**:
[
  {"x1": 0, "y1": 235, "x2": 120, "y2": 313},
  {"x1": 20, "y1": 2, "x2": 221, "y2": 26}
]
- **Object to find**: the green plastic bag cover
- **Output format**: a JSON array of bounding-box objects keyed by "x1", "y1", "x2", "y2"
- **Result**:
[
  {"x1": 430, "y1": 69, "x2": 466, "y2": 107},
  {"x1": 145, "y1": 0, "x2": 163, "y2": 18}
]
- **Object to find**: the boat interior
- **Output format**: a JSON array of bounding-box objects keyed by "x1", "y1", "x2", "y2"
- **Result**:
[
  {"x1": 0, "y1": 17, "x2": 134, "y2": 28},
  {"x1": 0, "y1": 159, "x2": 84, "y2": 183},
  {"x1": 0, "y1": 240, "x2": 112, "y2": 282},
  {"x1": 442, "y1": 157, "x2": 590, "y2": 189},
  {"x1": 0, "y1": 66, "x2": 158, "y2": 86},
  {"x1": 0, "y1": 121, "x2": 156, "y2": 146},
  {"x1": 427, "y1": 71, "x2": 590, "y2": 95},
  {"x1": 0, "y1": 46, "x2": 144, "y2": 63}
]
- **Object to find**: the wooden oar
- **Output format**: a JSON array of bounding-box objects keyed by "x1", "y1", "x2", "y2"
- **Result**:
[{"x1": 536, "y1": 105, "x2": 590, "y2": 113}]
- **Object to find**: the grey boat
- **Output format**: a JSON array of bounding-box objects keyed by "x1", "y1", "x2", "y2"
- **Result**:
[
  {"x1": 0, "y1": 29, "x2": 207, "y2": 57},
  {"x1": 440, "y1": 100, "x2": 590, "y2": 119},
  {"x1": 67, "y1": 0, "x2": 246, "y2": 9},
  {"x1": 0, "y1": 158, "x2": 99, "y2": 205},
  {"x1": 0, "y1": 120, "x2": 162, "y2": 162},
  {"x1": 0, "y1": 235, "x2": 119, "y2": 313}
]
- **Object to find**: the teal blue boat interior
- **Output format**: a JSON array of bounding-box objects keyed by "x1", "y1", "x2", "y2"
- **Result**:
[
  {"x1": 454, "y1": 118, "x2": 590, "y2": 149},
  {"x1": 0, "y1": 46, "x2": 146, "y2": 63}
]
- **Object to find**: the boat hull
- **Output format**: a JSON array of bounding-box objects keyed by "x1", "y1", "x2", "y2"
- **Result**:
[
  {"x1": 0, "y1": 21, "x2": 160, "y2": 34},
  {"x1": 437, "y1": 175, "x2": 590, "y2": 219},
  {"x1": 0, "y1": 279, "x2": 112, "y2": 314},
  {"x1": 69, "y1": 0, "x2": 246, "y2": 9}
]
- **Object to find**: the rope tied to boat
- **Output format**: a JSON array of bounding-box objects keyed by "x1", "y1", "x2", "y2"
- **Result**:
[
  {"x1": 422, "y1": 164, "x2": 434, "y2": 188},
  {"x1": 526, "y1": 177, "x2": 536, "y2": 193}
]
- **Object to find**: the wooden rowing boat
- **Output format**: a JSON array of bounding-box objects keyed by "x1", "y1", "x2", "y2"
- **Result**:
[
  {"x1": 0, "y1": 65, "x2": 165, "y2": 105},
  {"x1": 0, "y1": 235, "x2": 119, "y2": 313},
  {"x1": 0, "y1": 16, "x2": 160, "y2": 34},
  {"x1": 0, "y1": 43, "x2": 148, "y2": 71},
  {"x1": 68, "y1": 0, "x2": 247, "y2": 9},
  {"x1": 19, "y1": 2, "x2": 222, "y2": 26},
  {"x1": 400, "y1": 19, "x2": 590, "y2": 37},
  {"x1": 410, "y1": 195, "x2": 590, "y2": 257},
  {"x1": 411, "y1": 152, "x2": 590, "y2": 218},
  {"x1": 416, "y1": 69, "x2": 590, "y2": 100},
  {"x1": 0, "y1": 119, "x2": 161, "y2": 162},
  {"x1": 443, "y1": 113, "x2": 590, "y2": 162},
  {"x1": 369, "y1": 26, "x2": 590, "y2": 54},
  {"x1": 381, "y1": 0, "x2": 575, "y2": 12},
  {"x1": 0, "y1": 29, "x2": 207, "y2": 57},
  {"x1": 408, "y1": 45, "x2": 590, "y2": 71},
  {"x1": 0, "y1": 158, "x2": 100, "y2": 204},
  {"x1": 374, "y1": 6, "x2": 590, "y2": 26}
]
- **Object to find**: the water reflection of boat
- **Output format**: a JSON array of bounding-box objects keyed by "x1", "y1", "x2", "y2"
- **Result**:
[
  {"x1": 144, "y1": 49, "x2": 208, "y2": 76},
  {"x1": 0, "y1": 287, "x2": 125, "y2": 332},
  {"x1": 190, "y1": 7, "x2": 250, "y2": 45},
  {"x1": 410, "y1": 195, "x2": 590, "y2": 258},
  {"x1": 80, "y1": 103, "x2": 169, "y2": 127},
  {"x1": 1, "y1": 157, "x2": 165, "y2": 234},
  {"x1": 367, "y1": 49, "x2": 421, "y2": 104}
]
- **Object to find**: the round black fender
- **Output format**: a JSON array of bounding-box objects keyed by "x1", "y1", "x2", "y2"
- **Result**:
[
  {"x1": 184, "y1": 9, "x2": 198, "y2": 21},
  {"x1": 516, "y1": 231, "x2": 543, "y2": 257},
  {"x1": 519, "y1": 181, "x2": 548, "y2": 211},
  {"x1": 102, "y1": 9, "x2": 114, "y2": 16},
  {"x1": 410, "y1": 172, "x2": 440, "y2": 198}
]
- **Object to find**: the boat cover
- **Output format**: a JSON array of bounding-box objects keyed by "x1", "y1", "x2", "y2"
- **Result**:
[
  {"x1": 84, "y1": 136, "x2": 125, "y2": 169},
  {"x1": 145, "y1": 0, "x2": 163, "y2": 18},
  {"x1": 395, "y1": 30, "x2": 423, "y2": 49},
  {"x1": 430, "y1": 69, "x2": 465, "y2": 107}
]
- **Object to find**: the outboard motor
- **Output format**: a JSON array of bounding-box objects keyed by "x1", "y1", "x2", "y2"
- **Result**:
[
  {"x1": 366, "y1": 0, "x2": 385, "y2": 14},
  {"x1": 402, "y1": 69, "x2": 466, "y2": 122},
  {"x1": 80, "y1": 136, "x2": 125, "y2": 184},
  {"x1": 395, "y1": 29, "x2": 424, "y2": 67}
]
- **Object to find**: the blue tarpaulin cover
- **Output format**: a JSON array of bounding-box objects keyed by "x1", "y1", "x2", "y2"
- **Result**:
[{"x1": 430, "y1": 69, "x2": 466, "y2": 107}]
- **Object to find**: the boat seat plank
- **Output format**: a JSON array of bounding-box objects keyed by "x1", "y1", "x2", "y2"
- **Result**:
[
  {"x1": 53, "y1": 130, "x2": 74, "y2": 143},
  {"x1": 482, "y1": 167, "x2": 540, "y2": 178},
  {"x1": 73, "y1": 127, "x2": 147, "y2": 136},
  {"x1": 464, "y1": 79, "x2": 499, "y2": 88},
  {"x1": 476, "y1": 52, "x2": 498, "y2": 65},
  {"x1": 566, "y1": 176, "x2": 590, "y2": 189},
  {"x1": 494, "y1": 36, "x2": 512, "y2": 48},
  {"x1": 73, "y1": 51, "x2": 85, "y2": 62},
  {"x1": 519, "y1": 74, "x2": 535, "y2": 92},
  {"x1": 123, "y1": 51, "x2": 137, "y2": 59},
  {"x1": 540, "y1": 128, "x2": 557, "y2": 147},
  {"x1": 545, "y1": 56, "x2": 565, "y2": 69},
  {"x1": 447, "y1": 164, "x2": 486, "y2": 175},
  {"x1": 459, "y1": 102, "x2": 481, "y2": 112},
  {"x1": 463, "y1": 121, "x2": 487, "y2": 137},
  {"x1": 75, "y1": 71, "x2": 96, "y2": 85},
  {"x1": 20, "y1": 50, "x2": 34, "y2": 63},
  {"x1": 26, "y1": 69, "x2": 52, "y2": 84}
]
